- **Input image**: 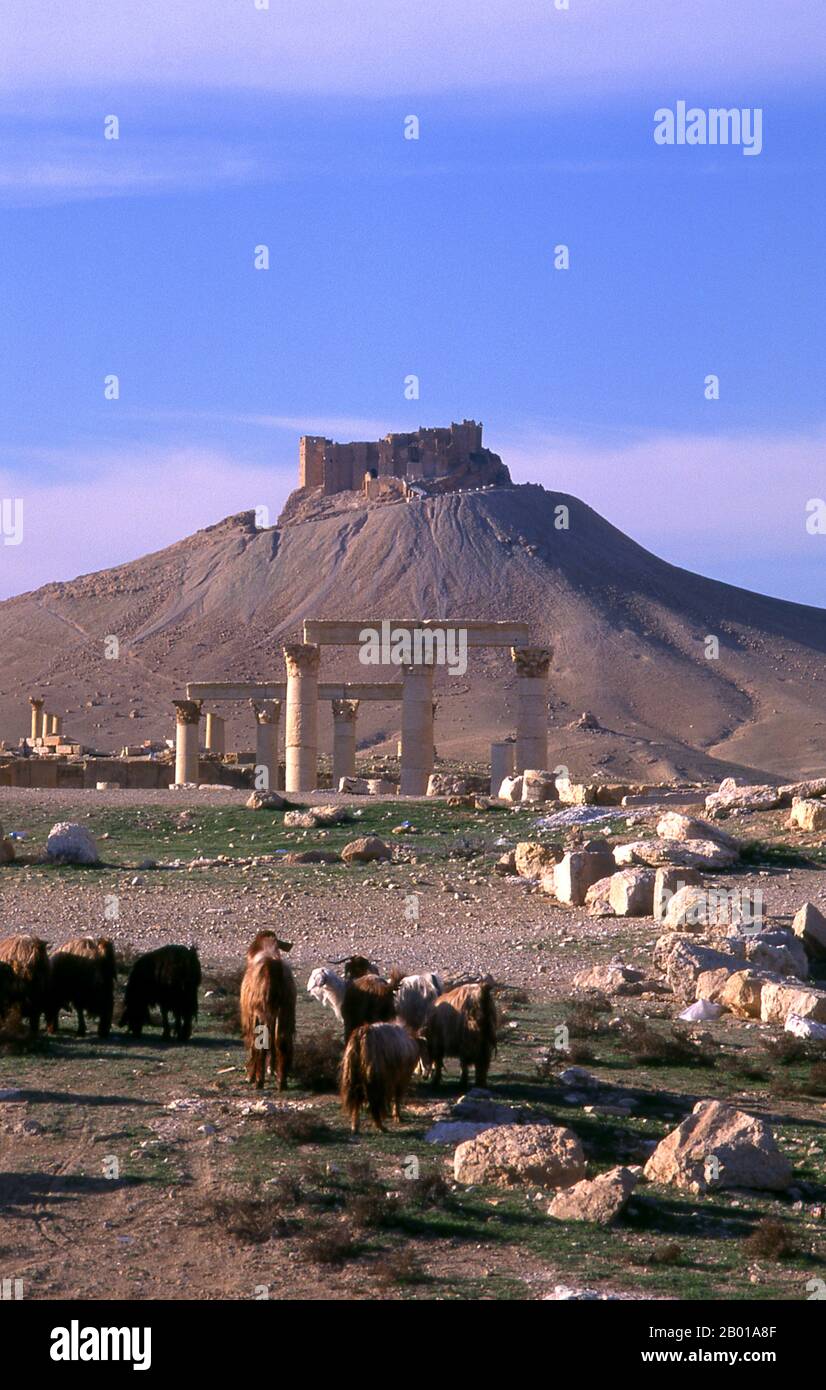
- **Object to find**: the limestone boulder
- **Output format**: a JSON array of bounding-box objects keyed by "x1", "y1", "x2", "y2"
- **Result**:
[
  {"x1": 338, "y1": 776, "x2": 370, "y2": 794},
  {"x1": 454, "y1": 1123, "x2": 586, "y2": 1190},
  {"x1": 555, "y1": 778, "x2": 597, "y2": 806},
  {"x1": 246, "y1": 790, "x2": 289, "y2": 810},
  {"x1": 653, "y1": 866, "x2": 703, "y2": 921},
  {"x1": 745, "y1": 929, "x2": 808, "y2": 980},
  {"x1": 793, "y1": 902, "x2": 826, "y2": 959},
  {"x1": 662, "y1": 884, "x2": 749, "y2": 931},
  {"x1": 341, "y1": 836, "x2": 393, "y2": 865},
  {"x1": 643, "y1": 1099, "x2": 792, "y2": 1193},
  {"x1": 778, "y1": 778, "x2": 826, "y2": 801},
  {"x1": 788, "y1": 798, "x2": 826, "y2": 832},
  {"x1": 548, "y1": 1166, "x2": 638, "y2": 1225},
  {"x1": 696, "y1": 966, "x2": 740, "y2": 1004},
  {"x1": 573, "y1": 958, "x2": 653, "y2": 996},
  {"x1": 514, "y1": 841, "x2": 560, "y2": 879},
  {"x1": 494, "y1": 850, "x2": 517, "y2": 876},
  {"x1": 521, "y1": 769, "x2": 557, "y2": 804},
  {"x1": 656, "y1": 812, "x2": 740, "y2": 851},
  {"x1": 655, "y1": 935, "x2": 744, "y2": 1004},
  {"x1": 760, "y1": 981, "x2": 826, "y2": 1026},
  {"x1": 705, "y1": 779, "x2": 784, "y2": 815},
  {"x1": 614, "y1": 838, "x2": 736, "y2": 870},
  {"x1": 719, "y1": 970, "x2": 768, "y2": 1019},
  {"x1": 608, "y1": 867, "x2": 656, "y2": 917},
  {"x1": 585, "y1": 876, "x2": 615, "y2": 917},
  {"x1": 46, "y1": 822, "x2": 100, "y2": 866},
  {"x1": 366, "y1": 778, "x2": 395, "y2": 796},
  {"x1": 427, "y1": 774, "x2": 473, "y2": 797},
  {"x1": 498, "y1": 775, "x2": 523, "y2": 803},
  {"x1": 554, "y1": 848, "x2": 616, "y2": 906}
]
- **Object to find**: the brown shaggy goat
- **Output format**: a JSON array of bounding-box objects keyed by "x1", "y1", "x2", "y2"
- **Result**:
[
  {"x1": 340, "y1": 1021, "x2": 421, "y2": 1132},
  {"x1": 120, "y1": 944, "x2": 201, "y2": 1041},
  {"x1": 341, "y1": 972, "x2": 396, "y2": 1040},
  {"x1": 0, "y1": 935, "x2": 49, "y2": 1033},
  {"x1": 342, "y1": 954, "x2": 379, "y2": 981},
  {"x1": 424, "y1": 981, "x2": 497, "y2": 1089},
  {"x1": 46, "y1": 937, "x2": 116, "y2": 1038},
  {"x1": 240, "y1": 932, "x2": 296, "y2": 1089}
]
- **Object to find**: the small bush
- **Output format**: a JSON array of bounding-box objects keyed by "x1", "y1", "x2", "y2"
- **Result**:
[
  {"x1": 563, "y1": 997, "x2": 611, "y2": 1039},
  {"x1": 806, "y1": 1061, "x2": 826, "y2": 1096},
  {"x1": 292, "y1": 1031, "x2": 343, "y2": 1092},
  {"x1": 374, "y1": 1249, "x2": 426, "y2": 1288},
  {"x1": 264, "y1": 1111, "x2": 335, "y2": 1145},
  {"x1": 761, "y1": 1036, "x2": 815, "y2": 1067},
  {"x1": 306, "y1": 1222, "x2": 361, "y2": 1266},
  {"x1": 744, "y1": 1219, "x2": 796, "y2": 1261},
  {"x1": 622, "y1": 1019, "x2": 715, "y2": 1068},
  {"x1": 208, "y1": 1188, "x2": 296, "y2": 1244},
  {"x1": 406, "y1": 1171, "x2": 450, "y2": 1209}
]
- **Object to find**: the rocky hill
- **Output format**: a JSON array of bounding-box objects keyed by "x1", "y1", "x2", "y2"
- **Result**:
[{"x1": 2, "y1": 482, "x2": 825, "y2": 781}]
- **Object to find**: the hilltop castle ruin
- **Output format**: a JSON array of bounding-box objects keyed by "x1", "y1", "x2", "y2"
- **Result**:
[{"x1": 297, "y1": 420, "x2": 511, "y2": 500}]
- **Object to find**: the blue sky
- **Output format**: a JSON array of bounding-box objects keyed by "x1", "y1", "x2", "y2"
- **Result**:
[{"x1": 1, "y1": 0, "x2": 824, "y2": 602}]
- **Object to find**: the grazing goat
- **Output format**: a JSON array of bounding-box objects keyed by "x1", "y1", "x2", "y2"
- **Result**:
[
  {"x1": 46, "y1": 937, "x2": 116, "y2": 1038},
  {"x1": 307, "y1": 966, "x2": 346, "y2": 1022},
  {"x1": 393, "y1": 972, "x2": 444, "y2": 1029},
  {"x1": 240, "y1": 932, "x2": 296, "y2": 1089},
  {"x1": 336, "y1": 954, "x2": 379, "y2": 981},
  {"x1": 120, "y1": 944, "x2": 201, "y2": 1041},
  {"x1": 340, "y1": 1021, "x2": 422, "y2": 1132},
  {"x1": 0, "y1": 935, "x2": 49, "y2": 1033},
  {"x1": 342, "y1": 972, "x2": 395, "y2": 1040},
  {"x1": 424, "y1": 981, "x2": 497, "y2": 1089}
]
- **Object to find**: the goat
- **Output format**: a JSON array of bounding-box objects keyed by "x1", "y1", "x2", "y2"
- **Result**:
[
  {"x1": 393, "y1": 972, "x2": 444, "y2": 1029},
  {"x1": 342, "y1": 972, "x2": 395, "y2": 1040},
  {"x1": 0, "y1": 935, "x2": 49, "y2": 1033},
  {"x1": 120, "y1": 944, "x2": 201, "y2": 1041},
  {"x1": 340, "y1": 1021, "x2": 422, "y2": 1132},
  {"x1": 240, "y1": 931, "x2": 296, "y2": 1089},
  {"x1": 424, "y1": 981, "x2": 497, "y2": 1089},
  {"x1": 46, "y1": 937, "x2": 116, "y2": 1038},
  {"x1": 307, "y1": 966, "x2": 346, "y2": 1022}
]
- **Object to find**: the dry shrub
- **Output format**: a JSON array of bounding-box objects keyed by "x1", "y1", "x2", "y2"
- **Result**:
[
  {"x1": 292, "y1": 1030, "x2": 343, "y2": 1092},
  {"x1": 347, "y1": 1189, "x2": 400, "y2": 1230},
  {"x1": 643, "y1": 1242, "x2": 684, "y2": 1267},
  {"x1": 622, "y1": 1019, "x2": 715, "y2": 1068},
  {"x1": 264, "y1": 1110, "x2": 335, "y2": 1145},
  {"x1": 744, "y1": 1219, "x2": 796, "y2": 1261},
  {"x1": 406, "y1": 1171, "x2": 450, "y2": 1209},
  {"x1": 761, "y1": 1035, "x2": 816, "y2": 1067},
  {"x1": 563, "y1": 996, "x2": 611, "y2": 1039},
  {"x1": 208, "y1": 1187, "x2": 297, "y2": 1243},
  {"x1": 806, "y1": 1061, "x2": 826, "y2": 1096},
  {"x1": 306, "y1": 1222, "x2": 361, "y2": 1266},
  {"x1": 374, "y1": 1248, "x2": 426, "y2": 1288}
]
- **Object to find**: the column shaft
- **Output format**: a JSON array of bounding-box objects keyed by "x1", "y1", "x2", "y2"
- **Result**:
[
  {"x1": 173, "y1": 700, "x2": 202, "y2": 785},
  {"x1": 284, "y1": 644, "x2": 320, "y2": 793},
  {"x1": 511, "y1": 647, "x2": 551, "y2": 774},
  {"x1": 332, "y1": 699, "x2": 359, "y2": 788},
  {"x1": 400, "y1": 664, "x2": 434, "y2": 796}
]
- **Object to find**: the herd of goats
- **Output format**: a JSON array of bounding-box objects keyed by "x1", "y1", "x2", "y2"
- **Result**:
[{"x1": 0, "y1": 933, "x2": 498, "y2": 1133}]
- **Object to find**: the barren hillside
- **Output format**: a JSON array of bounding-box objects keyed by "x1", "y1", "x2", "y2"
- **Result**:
[{"x1": 1, "y1": 482, "x2": 825, "y2": 781}]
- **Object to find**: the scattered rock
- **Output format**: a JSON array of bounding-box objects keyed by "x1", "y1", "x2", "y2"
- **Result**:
[
  {"x1": 705, "y1": 779, "x2": 784, "y2": 815},
  {"x1": 453, "y1": 1123, "x2": 586, "y2": 1189},
  {"x1": 760, "y1": 981, "x2": 826, "y2": 1026},
  {"x1": 246, "y1": 790, "x2": 289, "y2": 810},
  {"x1": 548, "y1": 1165, "x2": 639, "y2": 1225},
  {"x1": 653, "y1": 866, "x2": 703, "y2": 921},
  {"x1": 46, "y1": 822, "x2": 100, "y2": 866},
  {"x1": 788, "y1": 798, "x2": 826, "y2": 832},
  {"x1": 655, "y1": 812, "x2": 740, "y2": 850},
  {"x1": 514, "y1": 841, "x2": 560, "y2": 878},
  {"x1": 609, "y1": 867, "x2": 656, "y2": 917},
  {"x1": 341, "y1": 836, "x2": 393, "y2": 865},
  {"x1": 793, "y1": 902, "x2": 826, "y2": 959},
  {"x1": 498, "y1": 775, "x2": 523, "y2": 803},
  {"x1": 719, "y1": 969, "x2": 769, "y2": 1019},
  {"x1": 644, "y1": 1099, "x2": 792, "y2": 1193},
  {"x1": 553, "y1": 847, "x2": 616, "y2": 906},
  {"x1": 521, "y1": 769, "x2": 557, "y2": 804}
]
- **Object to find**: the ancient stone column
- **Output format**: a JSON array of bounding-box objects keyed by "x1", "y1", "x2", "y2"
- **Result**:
[
  {"x1": 284, "y1": 643, "x2": 320, "y2": 792},
  {"x1": 40, "y1": 709, "x2": 50, "y2": 740},
  {"x1": 204, "y1": 711, "x2": 226, "y2": 755},
  {"x1": 48, "y1": 714, "x2": 62, "y2": 737},
  {"x1": 400, "y1": 663, "x2": 434, "y2": 796},
  {"x1": 511, "y1": 647, "x2": 551, "y2": 773},
  {"x1": 252, "y1": 700, "x2": 281, "y2": 792},
  {"x1": 332, "y1": 698, "x2": 359, "y2": 788},
  {"x1": 173, "y1": 699, "x2": 202, "y2": 785},
  {"x1": 29, "y1": 697, "x2": 43, "y2": 741},
  {"x1": 490, "y1": 740, "x2": 515, "y2": 796}
]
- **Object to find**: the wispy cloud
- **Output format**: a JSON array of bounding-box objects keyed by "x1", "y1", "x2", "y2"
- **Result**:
[{"x1": 0, "y1": 445, "x2": 288, "y2": 599}]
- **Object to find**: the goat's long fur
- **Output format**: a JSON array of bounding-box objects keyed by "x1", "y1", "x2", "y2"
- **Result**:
[
  {"x1": 424, "y1": 981, "x2": 497, "y2": 1089},
  {"x1": 240, "y1": 932, "x2": 296, "y2": 1089},
  {"x1": 46, "y1": 937, "x2": 116, "y2": 1038},
  {"x1": 0, "y1": 935, "x2": 49, "y2": 1033},
  {"x1": 340, "y1": 1021, "x2": 420, "y2": 1132},
  {"x1": 393, "y1": 972, "x2": 444, "y2": 1029},
  {"x1": 120, "y1": 945, "x2": 201, "y2": 1041},
  {"x1": 341, "y1": 972, "x2": 395, "y2": 1040}
]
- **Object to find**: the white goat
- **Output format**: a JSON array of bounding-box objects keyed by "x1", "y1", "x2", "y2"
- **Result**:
[
  {"x1": 306, "y1": 966, "x2": 346, "y2": 1022},
  {"x1": 393, "y1": 972, "x2": 444, "y2": 1029}
]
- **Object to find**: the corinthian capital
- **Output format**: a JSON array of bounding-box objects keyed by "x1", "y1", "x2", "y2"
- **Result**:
[{"x1": 511, "y1": 646, "x2": 552, "y2": 678}]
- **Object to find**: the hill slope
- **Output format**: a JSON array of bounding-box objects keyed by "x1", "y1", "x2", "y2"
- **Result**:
[{"x1": 2, "y1": 483, "x2": 825, "y2": 780}]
